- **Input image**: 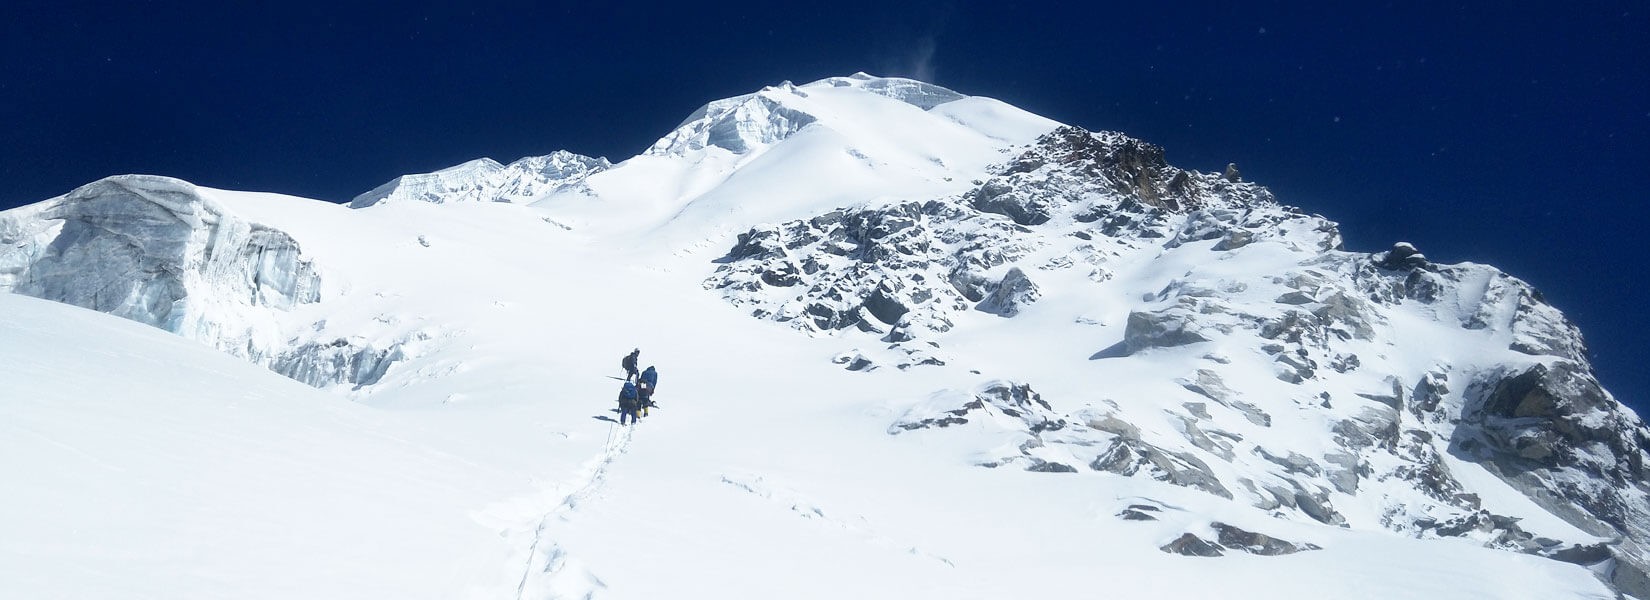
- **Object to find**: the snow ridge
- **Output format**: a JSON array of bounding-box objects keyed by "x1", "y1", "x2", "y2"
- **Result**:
[{"x1": 352, "y1": 150, "x2": 611, "y2": 208}]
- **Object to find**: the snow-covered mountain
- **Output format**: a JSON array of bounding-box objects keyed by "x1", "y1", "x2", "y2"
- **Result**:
[
  {"x1": 351, "y1": 151, "x2": 611, "y2": 208},
  {"x1": 2, "y1": 73, "x2": 1644, "y2": 599}
]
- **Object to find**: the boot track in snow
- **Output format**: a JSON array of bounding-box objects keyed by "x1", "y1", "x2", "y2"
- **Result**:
[{"x1": 513, "y1": 422, "x2": 633, "y2": 599}]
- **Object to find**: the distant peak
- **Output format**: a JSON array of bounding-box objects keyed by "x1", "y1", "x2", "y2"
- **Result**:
[
  {"x1": 350, "y1": 151, "x2": 607, "y2": 208},
  {"x1": 645, "y1": 74, "x2": 974, "y2": 157},
  {"x1": 802, "y1": 73, "x2": 966, "y2": 110}
]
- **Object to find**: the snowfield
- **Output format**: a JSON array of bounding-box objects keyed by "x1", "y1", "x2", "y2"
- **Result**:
[{"x1": 0, "y1": 74, "x2": 1640, "y2": 599}]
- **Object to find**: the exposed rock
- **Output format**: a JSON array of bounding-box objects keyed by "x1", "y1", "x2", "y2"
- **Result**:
[
  {"x1": 1118, "y1": 504, "x2": 1163, "y2": 521},
  {"x1": 1275, "y1": 352, "x2": 1317, "y2": 383},
  {"x1": 1087, "y1": 415, "x2": 1141, "y2": 440},
  {"x1": 1547, "y1": 542, "x2": 1612, "y2": 566},
  {"x1": 1211, "y1": 522, "x2": 1321, "y2": 555},
  {"x1": 968, "y1": 179, "x2": 1053, "y2": 226},
  {"x1": 1254, "y1": 447, "x2": 1322, "y2": 477},
  {"x1": 1456, "y1": 361, "x2": 1650, "y2": 554},
  {"x1": 1212, "y1": 229, "x2": 1253, "y2": 251},
  {"x1": 1313, "y1": 292, "x2": 1379, "y2": 340},
  {"x1": 1125, "y1": 308, "x2": 1211, "y2": 352},
  {"x1": 1410, "y1": 370, "x2": 1451, "y2": 419},
  {"x1": 1180, "y1": 370, "x2": 1272, "y2": 427},
  {"x1": 1322, "y1": 451, "x2": 1364, "y2": 494},
  {"x1": 1356, "y1": 376, "x2": 1406, "y2": 411},
  {"x1": 1160, "y1": 533, "x2": 1224, "y2": 557},
  {"x1": 1178, "y1": 416, "x2": 1235, "y2": 460},
  {"x1": 1026, "y1": 460, "x2": 1078, "y2": 473},
  {"x1": 976, "y1": 267, "x2": 1040, "y2": 317},
  {"x1": 1182, "y1": 402, "x2": 1212, "y2": 420},
  {"x1": 1293, "y1": 487, "x2": 1346, "y2": 525},
  {"x1": 1091, "y1": 437, "x2": 1233, "y2": 499},
  {"x1": 1275, "y1": 291, "x2": 1316, "y2": 305},
  {"x1": 891, "y1": 381, "x2": 1063, "y2": 434},
  {"x1": 1374, "y1": 242, "x2": 1430, "y2": 270}
]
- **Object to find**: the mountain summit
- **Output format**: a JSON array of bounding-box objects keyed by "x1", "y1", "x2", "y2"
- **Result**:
[{"x1": 1, "y1": 75, "x2": 1644, "y2": 599}]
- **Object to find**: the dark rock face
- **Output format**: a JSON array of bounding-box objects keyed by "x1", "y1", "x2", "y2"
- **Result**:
[
  {"x1": 1159, "y1": 523, "x2": 1319, "y2": 558},
  {"x1": 890, "y1": 381, "x2": 1063, "y2": 434},
  {"x1": 1460, "y1": 362, "x2": 1645, "y2": 509},
  {"x1": 1374, "y1": 242, "x2": 1429, "y2": 270},
  {"x1": 1117, "y1": 504, "x2": 1163, "y2": 521},
  {"x1": 708, "y1": 124, "x2": 1278, "y2": 353},
  {"x1": 1091, "y1": 437, "x2": 1233, "y2": 499},
  {"x1": 1211, "y1": 522, "x2": 1321, "y2": 555},
  {"x1": 1452, "y1": 361, "x2": 1650, "y2": 598},
  {"x1": 1161, "y1": 533, "x2": 1225, "y2": 557},
  {"x1": 1124, "y1": 308, "x2": 1210, "y2": 352},
  {"x1": 976, "y1": 267, "x2": 1039, "y2": 317}
]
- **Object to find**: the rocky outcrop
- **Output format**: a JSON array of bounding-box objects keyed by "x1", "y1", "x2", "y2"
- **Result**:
[
  {"x1": 1092, "y1": 437, "x2": 1233, "y2": 499},
  {"x1": 705, "y1": 116, "x2": 1648, "y2": 597},
  {"x1": 708, "y1": 125, "x2": 1282, "y2": 352},
  {"x1": 975, "y1": 267, "x2": 1039, "y2": 317},
  {"x1": 1454, "y1": 361, "x2": 1650, "y2": 597},
  {"x1": 891, "y1": 381, "x2": 1065, "y2": 434},
  {"x1": 1158, "y1": 523, "x2": 1319, "y2": 557}
]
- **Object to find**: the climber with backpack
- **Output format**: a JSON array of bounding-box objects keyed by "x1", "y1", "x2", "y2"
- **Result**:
[
  {"x1": 637, "y1": 366, "x2": 658, "y2": 416},
  {"x1": 617, "y1": 380, "x2": 641, "y2": 425},
  {"x1": 621, "y1": 348, "x2": 641, "y2": 381}
]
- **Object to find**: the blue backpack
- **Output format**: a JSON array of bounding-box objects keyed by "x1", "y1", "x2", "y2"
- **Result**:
[
  {"x1": 640, "y1": 366, "x2": 658, "y2": 388},
  {"x1": 620, "y1": 381, "x2": 638, "y2": 400}
]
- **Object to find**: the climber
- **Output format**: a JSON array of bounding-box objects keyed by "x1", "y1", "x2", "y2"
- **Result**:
[
  {"x1": 639, "y1": 365, "x2": 658, "y2": 393},
  {"x1": 621, "y1": 348, "x2": 641, "y2": 381},
  {"x1": 617, "y1": 380, "x2": 641, "y2": 425},
  {"x1": 637, "y1": 380, "x2": 655, "y2": 417}
]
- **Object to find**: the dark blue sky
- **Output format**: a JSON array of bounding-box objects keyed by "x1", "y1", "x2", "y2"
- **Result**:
[{"x1": 3, "y1": 2, "x2": 1646, "y2": 411}]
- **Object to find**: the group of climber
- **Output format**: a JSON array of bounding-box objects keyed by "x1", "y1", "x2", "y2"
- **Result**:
[{"x1": 616, "y1": 348, "x2": 659, "y2": 425}]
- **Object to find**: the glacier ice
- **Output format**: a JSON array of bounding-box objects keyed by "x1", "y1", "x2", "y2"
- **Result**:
[{"x1": 351, "y1": 150, "x2": 611, "y2": 208}]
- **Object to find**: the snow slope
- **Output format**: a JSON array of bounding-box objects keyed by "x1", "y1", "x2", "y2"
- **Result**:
[{"x1": 1, "y1": 74, "x2": 1641, "y2": 599}]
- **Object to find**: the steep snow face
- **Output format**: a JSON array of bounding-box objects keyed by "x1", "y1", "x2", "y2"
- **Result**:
[{"x1": 350, "y1": 150, "x2": 611, "y2": 208}]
